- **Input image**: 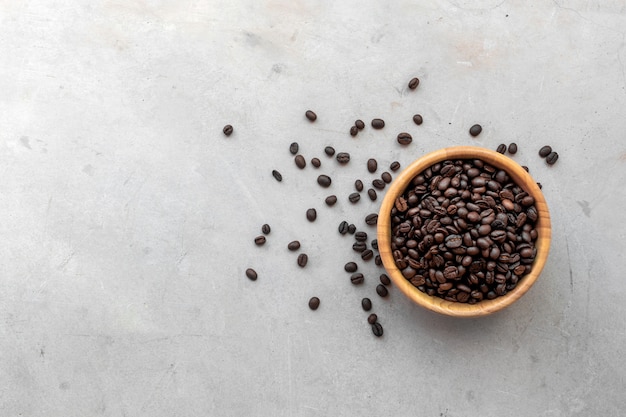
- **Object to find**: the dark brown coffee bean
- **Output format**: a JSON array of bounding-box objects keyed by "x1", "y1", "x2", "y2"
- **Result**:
[
  {"x1": 245, "y1": 268, "x2": 257, "y2": 281},
  {"x1": 254, "y1": 235, "x2": 266, "y2": 246},
  {"x1": 355, "y1": 231, "x2": 368, "y2": 242},
  {"x1": 372, "y1": 179, "x2": 385, "y2": 190},
  {"x1": 355, "y1": 119, "x2": 365, "y2": 130},
  {"x1": 345, "y1": 262, "x2": 358, "y2": 272},
  {"x1": 371, "y1": 119, "x2": 385, "y2": 129},
  {"x1": 289, "y1": 142, "x2": 298, "y2": 155},
  {"x1": 348, "y1": 224, "x2": 357, "y2": 234},
  {"x1": 353, "y1": 242, "x2": 367, "y2": 252},
  {"x1": 361, "y1": 249, "x2": 374, "y2": 261},
  {"x1": 381, "y1": 172, "x2": 392, "y2": 183},
  {"x1": 297, "y1": 253, "x2": 308, "y2": 267},
  {"x1": 397, "y1": 132, "x2": 412, "y2": 145},
  {"x1": 261, "y1": 224, "x2": 271, "y2": 235},
  {"x1": 367, "y1": 314, "x2": 378, "y2": 324},
  {"x1": 539, "y1": 145, "x2": 552, "y2": 157},
  {"x1": 390, "y1": 161, "x2": 401, "y2": 172},
  {"x1": 537, "y1": 182, "x2": 542, "y2": 189},
  {"x1": 445, "y1": 234, "x2": 462, "y2": 248},
  {"x1": 371, "y1": 239, "x2": 378, "y2": 250},
  {"x1": 306, "y1": 208, "x2": 317, "y2": 222},
  {"x1": 367, "y1": 158, "x2": 378, "y2": 173},
  {"x1": 361, "y1": 298, "x2": 372, "y2": 311},
  {"x1": 317, "y1": 175, "x2": 331, "y2": 187},
  {"x1": 308, "y1": 297, "x2": 320, "y2": 310},
  {"x1": 223, "y1": 124, "x2": 233, "y2": 136},
  {"x1": 351, "y1": 273, "x2": 365, "y2": 285},
  {"x1": 325, "y1": 195, "x2": 337, "y2": 206},
  {"x1": 546, "y1": 151, "x2": 559, "y2": 165},
  {"x1": 508, "y1": 143, "x2": 518, "y2": 154},
  {"x1": 413, "y1": 114, "x2": 423, "y2": 125},
  {"x1": 375, "y1": 255, "x2": 382, "y2": 266},
  {"x1": 380, "y1": 274, "x2": 391, "y2": 286},
  {"x1": 496, "y1": 144, "x2": 507, "y2": 154},
  {"x1": 287, "y1": 241, "x2": 301, "y2": 251},
  {"x1": 349, "y1": 192, "x2": 360, "y2": 203},
  {"x1": 295, "y1": 155, "x2": 306, "y2": 169},
  {"x1": 368, "y1": 189, "x2": 377, "y2": 201},
  {"x1": 365, "y1": 213, "x2": 378, "y2": 225},
  {"x1": 376, "y1": 284, "x2": 388, "y2": 297},
  {"x1": 324, "y1": 146, "x2": 335, "y2": 156},
  {"x1": 305, "y1": 110, "x2": 317, "y2": 121},
  {"x1": 272, "y1": 170, "x2": 282, "y2": 182},
  {"x1": 371, "y1": 322, "x2": 383, "y2": 337},
  {"x1": 469, "y1": 124, "x2": 482, "y2": 137},
  {"x1": 336, "y1": 152, "x2": 350, "y2": 164},
  {"x1": 408, "y1": 77, "x2": 420, "y2": 89},
  {"x1": 350, "y1": 125, "x2": 358, "y2": 137},
  {"x1": 338, "y1": 221, "x2": 349, "y2": 234},
  {"x1": 311, "y1": 158, "x2": 321, "y2": 168}
]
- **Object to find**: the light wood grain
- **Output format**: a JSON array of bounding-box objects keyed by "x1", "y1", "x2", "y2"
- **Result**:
[{"x1": 377, "y1": 146, "x2": 551, "y2": 317}]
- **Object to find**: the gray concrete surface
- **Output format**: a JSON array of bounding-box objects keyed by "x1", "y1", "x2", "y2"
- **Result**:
[{"x1": 1, "y1": 1, "x2": 625, "y2": 416}]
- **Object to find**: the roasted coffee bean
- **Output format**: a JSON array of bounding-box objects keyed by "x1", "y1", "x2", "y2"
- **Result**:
[
  {"x1": 508, "y1": 143, "x2": 518, "y2": 154},
  {"x1": 345, "y1": 262, "x2": 358, "y2": 272},
  {"x1": 223, "y1": 124, "x2": 233, "y2": 136},
  {"x1": 381, "y1": 172, "x2": 392, "y2": 183},
  {"x1": 413, "y1": 114, "x2": 423, "y2": 125},
  {"x1": 317, "y1": 175, "x2": 332, "y2": 187},
  {"x1": 367, "y1": 314, "x2": 378, "y2": 324},
  {"x1": 308, "y1": 297, "x2": 320, "y2": 310},
  {"x1": 245, "y1": 268, "x2": 257, "y2": 281},
  {"x1": 353, "y1": 242, "x2": 367, "y2": 252},
  {"x1": 539, "y1": 145, "x2": 552, "y2": 157},
  {"x1": 368, "y1": 188, "x2": 377, "y2": 201},
  {"x1": 289, "y1": 142, "x2": 299, "y2": 155},
  {"x1": 371, "y1": 322, "x2": 383, "y2": 337},
  {"x1": 354, "y1": 179, "x2": 364, "y2": 192},
  {"x1": 305, "y1": 110, "x2": 317, "y2": 121},
  {"x1": 348, "y1": 224, "x2": 357, "y2": 234},
  {"x1": 469, "y1": 124, "x2": 482, "y2": 137},
  {"x1": 496, "y1": 144, "x2": 507, "y2": 154},
  {"x1": 254, "y1": 235, "x2": 266, "y2": 246},
  {"x1": 349, "y1": 192, "x2": 361, "y2": 203},
  {"x1": 336, "y1": 152, "x2": 350, "y2": 164},
  {"x1": 371, "y1": 118, "x2": 385, "y2": 129},
  {"x1": 361, "y1": 298, "x2": 372, "y2": 311},
  {"x1": 306, "y1": 208, "x2": 317, "y2": 222},
  {"x1": 355, "y1": 231, "x2": 368, "y2": 242},
  {"x1": 408, "y1": 77, "x2": 420, "y2": 89},
  {"x1": 367, "y1": 158, "x2": 378, "y2": 173},
  {"x1": 295, "y1": 155, "x2": 306, "y2": 169},
  {"x1": 272, "y1": 170, "x2": 282, "y2": 182},
  {"x1": 324, "y1": 146, "x2": 335, "y2": 156},
  {"x1": 371, "y1": 239, "x2": 378, "y2": 250},
  {"x1": 365, "y1": 213, "x2": 378, "y2": 225},
  {"x1": 361, "y1": 249, "x2": 374, "y2": 261},
  {"x1": 390, "y1": 161, "x2": 401, "y2": 172},
  {"x1": 372, "y1": 179, "x2": 385, "y2": 190},
  {"x1": 375, "y1": 255, "x2": 382, "y2": 266},
  {"x1": 376, "y1": 284, "x2": 389, "y2": 297},
  {"x1": 397, "y1": 132, "x2": 413, "y2": 145},
  {"x1": 297, "y1": 253, "x2": 308, "y2": 267},
  {"x1": 537, "y1": 182, "x2": 542, "y2": 189},
  {"x1": 351, "y1": 273, "x2": 365, "y2": 285},
  {"x1": 338, "y1": 221, "x2": 349, "y2": 235},
  {"x1": 311, "y1": 158, "x2": 321, "y2": 168},
  {"x1": 380, "y1": 274, "x2": 391, "y2": 286},
  {"x1": 287, "y1": 241, "x2": 301, "y2": 251},
  {"x1": 355, "y1": 119, "x2": 365, "y2": 130},
  {"x1": 546, "y1": 151, "x2": 559, "y2": 165},
  {"x1": 261, "y1": 224, "x2": 271, "y2": 235},
  {"x1": 350, "y1": 125, "x2": 358, "y2": 137}
]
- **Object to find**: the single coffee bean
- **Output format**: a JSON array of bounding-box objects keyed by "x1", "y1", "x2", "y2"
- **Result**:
[
  {"x1": 371, "y1": 322, "x2": 383, "y2": 337},
  {"x1": 297, "y1": 253, "x2": 308, "y2": 267},
  {"x1": 325, "y1": 195, "x2": 337, "y2": 206},
  {"x1": 311, "y1": 158, "x2": 321, "y2": 168},
  {"x1": 289, "y1": 142, "x2": 299, "y2": 155},
  {"x1": 372, "y1": 179, "x2": 385, "y2": 190},
  {"x1": 338, "y1": 221, "x2": 349, "y2": 235},
  {"x1": 390, "y1": 161, "x2": 401, "y2": 172},
  {"x1": 381, "y1": 172, "x2": 392, "y2": 183},
  {"x1": 353, "y1": 242, "x2": 367, "y2": 252},
  {"x1": 355, "y1": 179, "x2": 364, "y2": 192},
  {"x1": 397, "y1": 132, "x2": 412, "y2": 145},
  {"x1": 371, "y1": 118, "x2": 385, "y2": 129},
  {"x1": 361, "y1": 297, "x2": 372, "y2": 311},
  {"x1": 305, "y1": 110, "x2": 317, "y2": 121},
  {"x1": 350, "y1": 273, "x2": 365, "y2": 285},
  {"x1": 355, "y1": 231, "x2": 368, "y2": 242},
  {"x1": 254, "y1": 235, "x2": 266, "y2": 246},
  {"x1": 380, "y1": 274, "x2": 391, "y2": 286},
  {"x1": 408, "y1": 77, "x2": 420, "y2": 89},
  {"x1": 324, "y1": 146, "x2": 335, "y2": 156},
  {"x1": 272, "y1": 170, "x2": 282, "y2": 182},
  {"x1": 375, "y1": 255, "x2": 382, "y2": 266},
  {"x1": 336, "y1": 152, "x2": 350, "y2": 164},
  {"x1": 348, "y1": 224, "x2": 357, "y2": 234},
  {"x1": 306, "y1": 208, "x2": 317, "y2": 222},
  {"x1": 355, "y1": 119, "x2": 365, "y2": 130},
  {"x1": 308, "y1": 297, "x2": 320, "y2": 310},
  {"x1": 546, "y1": 151, "x2": 559, "y2": 165},
  {"x1": 368, "y1": 189, "x2": 377, "y2": 201},
  {"x1": 537, "y1": 182, "x2": 542, "y2": 189},
  {"x1": 508, "y1": 143, "x2": 518, "y2": 154},
  {"x1": 223, "y1": 124, "x2": 233, "y2": 136},
  {"x1": 361, "y1": 249, "x2": 374, "y2": 261},
  {"x1": 350, "y1": 126, "x2": 358, "y2": 137},
  {"x1": 496, "y1": 144, "x2": 507, "y2": 154},
  {"x1": 317, "y1": 175, "x2": 331, "y2": 187},
  {"x1": 469, "y1": 124, "x2": 482, "y2": 137},
  {"x1": 245, "y1": 268, "x2": 257, "y2": 281},
  {"x1": 287, "y1": 241, "x2": 301, "y2": 251},
  {"x1": 345, "y1": 262, "x2": 358, "y2": 272},
  {"x1": 367, "y1": 314, "x2": 378, "y2": 324},
  {"x1": 413, "y1": 114, "x2": 423, "y2": 125},
  {"x1": 295, "y1": 155, "x2": 306, "y2": 169},
  {"x1": 349, "y1": 192, "x2": 361, "y2": 203},
  {"x1": 376, "y1": 284, "x2": 389, "y2": 297},
  {"x1": 365, "y1": 213, "x2": 378, "y2": 225},
  {"x1": 522, "y1": 165, "x2": 529, "y2": 172},
  {"x1": 367, "y1": 158, "x2": 378, "y2": 173},
  {"x1": 539, "y1": 145, "x2": 552, "y2": 157},
  {"x1": 371, "y1": 239, "x2": 378, "y2": 250},
  {"x1": 261, "y1": 224, "x2": 271, "y2": 235}
]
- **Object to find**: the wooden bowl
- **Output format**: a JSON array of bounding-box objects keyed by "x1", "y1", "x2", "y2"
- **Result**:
[{"x1": 377, "y1": 146, "x2": 551, "y2": 317}]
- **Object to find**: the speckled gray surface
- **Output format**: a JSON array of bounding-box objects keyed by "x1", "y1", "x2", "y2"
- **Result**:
[{"x1": 1, "y1": 1, "x2": 625, "y2": 416}]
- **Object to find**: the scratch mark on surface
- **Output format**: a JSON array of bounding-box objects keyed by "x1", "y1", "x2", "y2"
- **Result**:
[
  {"x1": 566, "y1": 238, "x2": 573, "y2": 292},
  {"x1": 20, "y1": 136, "x2": 31, "y2": 149},
  {"x1": 576, "y1": 200, "x2": 591, "y2": 217},
  {"x1": 57, "y1": 251, "x2": 75, "y2": 270}
]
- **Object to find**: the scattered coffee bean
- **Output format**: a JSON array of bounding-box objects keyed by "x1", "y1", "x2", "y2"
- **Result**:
[
  {"x1": 338, "y1": 221, "x2": 349, "y2": 235},
  {"x1": 349, "y1": 192, "x2": 361, "y2": 203},
  {"x1": 508, "y1": 143, "x2": 518, "y2": 154},
  {"x1": 350, "y1": 126, "x2": 358, "y2": 137},
  {"x1": 324, "y1": 146, "x2": 335, "y2": 156},
  {"x1": 289, "y1": 142, "x2": 299, "y2": 155},
  {"x1": 539, "y1": 145, "x2": 552, "y2": 157},
  {"x1": 351, "y1": 273, "x2": 365, "y2": 285},
  {"x1": 537, "y1": 182, "x2": 542, "y2": 189},
  {"x1": 372, "y1": 179, "x2": 385, "y2": 190},
  {"x1": 371, "y1": 322, "x2": 383, "y2": 337},
  {"x1": 368, "y1": 189, "x2": 377, "y2": 201},
  {"x1": 345, "y1": 262, "x2": 358, "y2": 272},
  {"x1": 272, "y1": 170, "x2": 282, "y2": 182},
  {"x1": 361, "y1": 298, "x2": 372, "y2": 311},
  {"x1": 371, "y1": 239, "x2": 378, "y2": 250},
  {"x1": 261, "y1": 224, "x2": 271, "y2": 235},
  {"x1": 317, "y1": 175, "x2": 332, "y2": 187},
  {"x1": 353, "y1": 242, "x2": 367, "y2": 252},
  {"x1": 355, "y1": 119, "x2": 365, "y2": 130},
  {"x1": 397, "y1": 132, "x2": 413, "y2": 145},
  {"x1": 374, "y1": 255, "x2": 382, "y2": 266},
  {"x1": 380, "y1": 274, "x2": 391, "y2": 286},
  {"x1": 245, "y1": 268, "x2": 257, "y2": 281},
  {"x1": 355, "y1": 231, "x2": 368, "y2": 242},
  {"x1": 496, "y1": 144, "x2": 507, "y2": 154},
  {"x1": 223, "y1": 124, "x2": 233, "y2": 136},
  {"x1": 371, "y1": 119, "x2": 385, "y2": 129},
  {"x1": 306, "y1": 208, "x2": 317, "y2": 222},
  {"x1": 365, "y1": 213, "x2": 378, "y2": 225},
  {"x1": 311, "y1": 158, "x2": 321, "y2": 168},
  {"x1": 413, "y1": 114, "x2": 423, "y2": 125},
  {"x1": 522, "y1": 165, "x2": 529, "y2": 172},
  {"x1": 348, "y1": 224, "x2": 357, "y2": 234},
  {"x1": 381, "y1": 172, "x2": 392, "y2": 184},
  {"x1": 355, "y1": 179, "x2": 364, "y2": 192},
  {"x1": 287, "y1": 241, "x2": 301, "y2": 251},
  {"x1": 367, "y1": 314, "x2": 378, "y2": 325},
  {"x1": 254, "y1": 235, "x2": 266, "y2": 246},
  {"x1": 469, "y1": 124, "x2": 482, "y2": 137},
  {"x1": 367, "y1": 158, "x2": 378, "y2": 173},
  {"x1": 305, "y1": 110, "x2": 317, "y2": 121},
  {"x1": 308, "y1": 297, "x2": 320, "y2": 310},
  {"x1": 297, "y1": 253, "x2": 308, "y2": 267},
  {"x1": 376, "y1": 284, "x2": 389, "y2": 297},
  {"x1": 336, "y1": 152, "x2": 350, "y2": 164},
  {"x1": 295, "y1": 155, "x2": 306, "y2": 169},
  {"x1": 390, "y1": 161, "x2": 401, "y2": 172},
  {"x1": 546, "y1": 151, "x2": 559, "y2": 165},
  {"x1": 325, "y1": 195, "x2": 337, "y2": 206},
  {"x1": 361, "y1": 249, "x2": 374, "y2": 261},
  {"x1": 408, "y1": 77, "x2": 420, "y2": 89}
]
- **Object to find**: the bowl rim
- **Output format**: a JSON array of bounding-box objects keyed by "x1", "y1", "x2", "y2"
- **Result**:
[{"x1": 377, "y1": 146, "x2": 551, "y2": 317}]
